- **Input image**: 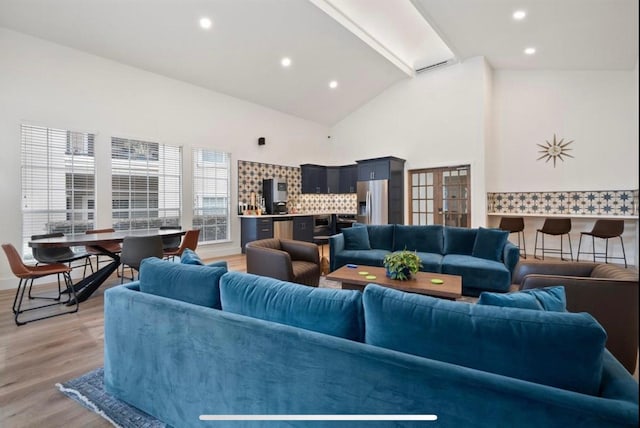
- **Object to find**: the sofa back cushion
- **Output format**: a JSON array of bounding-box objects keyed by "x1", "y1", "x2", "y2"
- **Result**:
[
  {"x1": 443, "y1": 227, "x2": 477, "y2": 255},
  {"x1": 471, "y1": 227, "x2": 508, "y2": 262},
  {"x1": 343, "y1": 226, "x2": 371, "y2": 250},
  {"x1": 220, "y1": 271, "x2": 364, "y2": 341},
  {"x1": 139, "y1": 257, "x2": 226, "y2": 309},
  {"x1": 366, "y1": 225, "x2": 395, "y2": 251},
  {"x1": 394, "y1": 225, "x2": 444, "y2": 254},
  {"x1": 478, "y1": 286, "x2": 567, "y2": 312},
  {"x1": 363, "y1": 284, "x2": 606, "y2": 396}
]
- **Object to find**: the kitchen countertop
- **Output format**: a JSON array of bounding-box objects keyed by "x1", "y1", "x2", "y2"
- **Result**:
[{"x1": 239, "y1": 212, "x2": 356, "y2": 218}]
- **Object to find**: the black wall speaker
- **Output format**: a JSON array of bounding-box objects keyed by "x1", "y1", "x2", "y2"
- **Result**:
[{"x1": 258, "y1": 137, "x2": 265, "y2": 146}]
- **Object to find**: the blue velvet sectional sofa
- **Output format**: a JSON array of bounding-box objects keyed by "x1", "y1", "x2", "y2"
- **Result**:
[
  {"x1": 103, "y1": 258, "x2": 638, "y2": 428},
  {"x1": 330, "y1": 224, "x2": 520, "y2": 296}
]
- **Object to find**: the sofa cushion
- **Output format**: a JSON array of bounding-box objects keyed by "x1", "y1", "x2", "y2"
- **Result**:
[
  {"x1": 442, "y1": 254, "x2": 511, "y2": 294},
  {"x1": 220, "y1": 271, "x2": 364, "y2": 341},
  {"x1": 139, "y1": 257, "x2": 226, "y2": 309},
  {"x1": 478, "y1": 286, "x2": 567, "y2": 312},
  {"x1": 334, "y1": 249, "x2": 392, "y2": 269},
  {"x1": 343, "y1": 226, "x2": 371, "y2": 250},
  {"x1": 415, "y1": 252, "x2": 443, "y2": 273},
  {"x1": 363, "y1": 284, "x2": 606, "y2": 396},
  {"x1": 443, "y1": 227, "x2": 477, "y2": 255},
  {"x1": 366, "y1": 225, "x2": 395, "y2": 251},
  {"x1": 471, "y1": 227, "x2": 508, "y2": 262},
  {"x1": 394, "y1": 225, "x2": 444, "y2": 254},
  {"x1": 180, "y1": 248, "x2": 229, "y2": 269}
]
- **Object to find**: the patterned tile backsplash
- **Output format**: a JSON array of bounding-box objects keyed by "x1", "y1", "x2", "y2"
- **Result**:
[
  {"x1": 237, "y1": 160, "x2": 357, "y2": 214},
  {"x1": 487, "y1": 190, "x2": 638, "y2": 216}
]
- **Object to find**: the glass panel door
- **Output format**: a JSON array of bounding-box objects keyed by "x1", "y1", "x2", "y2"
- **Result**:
[{"x1": 409, "y1": 165, "x2": 470, "y2": 227}]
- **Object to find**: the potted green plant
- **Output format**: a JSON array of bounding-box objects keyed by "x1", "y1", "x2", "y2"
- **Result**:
[{"x1": 383, "y1": 250, "x2": 423, "y2": 280}]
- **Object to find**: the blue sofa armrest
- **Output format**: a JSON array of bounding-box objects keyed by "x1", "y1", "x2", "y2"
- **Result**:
[
  {"x1": 329, "y1": 233, "x2": 344, "y2": 272},
  {"x1": 503, "y1": 241, "x2": 520, "y2": 273}
]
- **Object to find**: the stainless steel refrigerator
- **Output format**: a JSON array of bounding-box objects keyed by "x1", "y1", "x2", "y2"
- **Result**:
[{"x1": 357, "y1": 180, "x2": 389, "y2": 225}]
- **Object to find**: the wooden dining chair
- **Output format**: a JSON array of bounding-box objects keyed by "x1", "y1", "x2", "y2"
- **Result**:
[
  {"x1": 2, "y1": 243, "x2": 78, "y2": 325},
  {"x1": 163, "y1": 229, "x2": 200, "y2": 261},
  {"x1": 85, "y1": 228, "x2": 122, "y2": 276}
]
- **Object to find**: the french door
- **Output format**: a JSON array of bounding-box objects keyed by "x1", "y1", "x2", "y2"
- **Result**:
[{"x1": 408, "y1": 165, "x2": 471, "y2": 227}]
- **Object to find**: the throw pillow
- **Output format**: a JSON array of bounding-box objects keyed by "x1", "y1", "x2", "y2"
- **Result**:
[
  {"x1": 220, "y1": 271, "x2": 364, "y2": 341},
  {"x1": 443, "y1": 227, "x2": 477, "y2": 255},
  {"x1": 471, "y1": 227, "x2": 509, "y2": 262},
  {"x1": 362, "y1": 284, "x2": 606, "y2": 396},
  {"x1": 478, "y1": 286, "x2": 567, "y2": 312},
  {"x1": 180, "y1": 248, "x2": 228, "y2": 269},
  {"x1": 139, "y1": 257, "x2": 226, "y2": 309},
  {"x1": 343, "y1": 226, "x2": 371, "y2": 250}
]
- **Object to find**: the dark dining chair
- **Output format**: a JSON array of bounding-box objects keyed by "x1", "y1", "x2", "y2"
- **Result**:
[
  {"x1": 120, "y1": 235, "x2": 164, "y2": 283},
  {"x1": 163, "y1": 229, "x2": 200, "y2": 261},
  {"x1": 31, "y1": 232, "x2": 92, "y2": 280},
  {"x1": 3, "y1": 243, "x2": 78, "y2": 325},
  {"x1": 577, "y1": 219, "x2": 627, "y2": 267},
  {"x1": 159, "y1": 225, "x2": 183, "y2": 253}
]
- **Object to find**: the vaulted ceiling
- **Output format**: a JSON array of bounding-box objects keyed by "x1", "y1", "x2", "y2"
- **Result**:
[{"x1": 0, "y1": 0, "x2": 637, "y2": 125}]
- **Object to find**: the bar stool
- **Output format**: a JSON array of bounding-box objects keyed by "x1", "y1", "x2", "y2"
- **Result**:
[
  {"x1": 577, "y1": 219, "x2": 627, "y2": 268},
  {"x1": 498, "y1": 217, "x2": 526, "y2": 259},
  {"x1": 534, "y1": 218, "x2": 573, "y2": 261},
  {"x1": 313, "y1": 235, "x2": 331, "y2": 275}
]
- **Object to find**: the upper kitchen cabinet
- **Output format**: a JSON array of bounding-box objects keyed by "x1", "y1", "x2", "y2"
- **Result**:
[
  {"x1": 301, "y1": 164, "x2": 358, "y2": 194},
  {"x1": 357, "y1": 157, "x2": 405, "y2": 181},
  {"x1": 338, "y1": 164, "x2": 357, "y2": 193},
  {"x1": 326, "y1": 167, "x2": 341, "y2": 194},
  {"x1": 301, "y1": 164, "x2": 327, "y2": 194}
]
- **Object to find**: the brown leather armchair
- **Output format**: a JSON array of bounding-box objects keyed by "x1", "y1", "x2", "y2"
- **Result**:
[
  {"x1": 512, "y1": 261, "x2": 638, "y2": 373},
  {"x1": 246, "y1": 238, "x2": 320, "y2": 287}
]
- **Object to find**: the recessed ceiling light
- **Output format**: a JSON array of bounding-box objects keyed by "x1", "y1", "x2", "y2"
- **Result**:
[
  {"x1": 524, "y1": 47, "x2": 536, "y2": 55},
  {"x1": 199, "y1": 17, "x2": 212, "y2": 30},
  {"x1": 513, "y1": 10, "x2": 526, "y2": 20},
  {"x1": 329, "y1": 80, "x2": 338, "y2": 89},
  {"x1": 281, "y1": 57, "x2": 291, "y2": 67}
]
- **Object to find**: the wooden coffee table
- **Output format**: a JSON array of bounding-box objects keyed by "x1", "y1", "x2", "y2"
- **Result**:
[{"x1": 327, "y1": 265, "x2": 462, "y2": 300}]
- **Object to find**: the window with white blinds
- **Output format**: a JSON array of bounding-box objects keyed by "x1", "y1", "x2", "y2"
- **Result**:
[
  {"x1": 192, "y1": 148, "x2": 230, "y2": 242},
  {"x1": 21, "y1": 124, "x2": 96, "y2": 257},
  {"x1": 111, "y1": 137, "x2": 181, "y2": 231}
]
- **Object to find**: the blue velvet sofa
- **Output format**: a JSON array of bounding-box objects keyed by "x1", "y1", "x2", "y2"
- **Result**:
[
  {"x1": 329, "y1": 224, "x2": 520, "y2": 296},
  {"x1": 103, "y1": 258, "x2": 638, "y2": 428}
]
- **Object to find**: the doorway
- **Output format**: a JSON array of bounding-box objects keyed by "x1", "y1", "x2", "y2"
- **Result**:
[{"x1": 408, "y1": 165, "x2": 471, "y2": 227}]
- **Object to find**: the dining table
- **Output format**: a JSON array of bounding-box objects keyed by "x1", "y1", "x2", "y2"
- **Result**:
[{"x1": 28, "y1": 228, "x2": 185, "y2": 304}]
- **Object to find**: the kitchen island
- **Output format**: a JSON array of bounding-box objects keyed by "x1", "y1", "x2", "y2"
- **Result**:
[{"x1": 239, "y1": 213, "x2": 355, "y2": 253}]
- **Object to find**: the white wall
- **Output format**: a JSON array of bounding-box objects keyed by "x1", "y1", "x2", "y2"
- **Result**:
[
  {"x1": 0, "y1": 28, "x2": 331, "y2": 289},
  {"x1": 488, "y1": 69, "x2": 638, "y2": 192},
  {"x1": 328, "y1": 56, "x2": 491, "y2": 227}
]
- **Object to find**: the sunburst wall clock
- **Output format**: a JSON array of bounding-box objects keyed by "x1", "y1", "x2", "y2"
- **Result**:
[{"x1": 537, "y1": 134, "x2": 574, "y2": 167}]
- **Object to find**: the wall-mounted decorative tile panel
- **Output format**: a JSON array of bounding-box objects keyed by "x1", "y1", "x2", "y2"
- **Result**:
[
  {"x1": 487, "y1": 190, "x2": 638, "y2": 216},
  {"x1": 237, "y1": 160, "x2": 356, "y2": 214}
]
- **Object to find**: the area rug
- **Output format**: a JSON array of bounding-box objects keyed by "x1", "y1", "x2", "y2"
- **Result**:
[{"x1": 56, "y1": 368, "x2": 165, "y2": 428}]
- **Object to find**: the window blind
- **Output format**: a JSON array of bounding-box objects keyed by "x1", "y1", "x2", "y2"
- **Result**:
[
  {"x1": 111, "y1": 137, "x2": 182, "y2": 231},
  {"x1": 192, "y1": 148, "x2": 230, "y2": 242},
  {"x1": 21, "y1": 124, "x2": 96, "y2": 257}
]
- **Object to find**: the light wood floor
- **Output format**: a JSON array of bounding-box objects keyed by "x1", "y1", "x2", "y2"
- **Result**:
[{"x1": 0, "y1": 253, "x2": 247, "y2": 428}]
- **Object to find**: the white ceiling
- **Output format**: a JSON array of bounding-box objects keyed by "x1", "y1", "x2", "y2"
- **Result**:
[
  {"x1": 413, "y1": 0, "x2": 639, "y2": 70},
  {"x1": 0, "y1": 0, "x2": 638, "y2": 126}
]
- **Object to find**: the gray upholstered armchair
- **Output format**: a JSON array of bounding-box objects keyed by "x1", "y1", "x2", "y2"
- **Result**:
[
  {"x1": 512, "y1": 261, "x2": 638, "y2": 373},
  {"x1": 245, "y1": 238, "x2": 320, "y2": 287}
]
